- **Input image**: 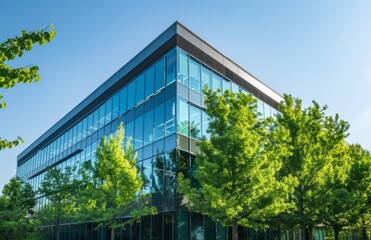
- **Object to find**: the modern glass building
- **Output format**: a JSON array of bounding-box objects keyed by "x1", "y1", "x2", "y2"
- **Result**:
[{"x1": 16, "y1": 22, "x2": 283, "y2": 240}]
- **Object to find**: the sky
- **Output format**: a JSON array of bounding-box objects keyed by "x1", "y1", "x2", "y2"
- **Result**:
[{"x1": 1, "y1": 0, "x2": 371, "y2": 189}]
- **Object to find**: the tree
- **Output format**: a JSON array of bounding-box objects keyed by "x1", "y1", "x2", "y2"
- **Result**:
[
  {"x1": 0, "y1": 24, "x2": 55, "y2": 150},
  {"x1": 38, "y1": 166, "x2": 78, "y2": 240},
  {"x1": 177, "y1": 89, "x2": 297, "y2": 240},
  {"x1": 0, "y1": 177, "x2": 39, "y2": 240},
  {"x1": 77, "y1": 124, "x2": 156, "y2": 240},
  {"x1": 275, "y1": 94, "x2": 349, "y2": 240}
]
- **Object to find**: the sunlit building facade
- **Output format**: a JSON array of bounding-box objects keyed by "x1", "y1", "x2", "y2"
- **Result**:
[{"x1": 16, "y1": 22, "x2": 283, "y2": 240}]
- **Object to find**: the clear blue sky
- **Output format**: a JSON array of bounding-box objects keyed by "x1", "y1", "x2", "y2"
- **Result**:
[{"x1": 1, "y1": 0, "x2": 371, "y2": 189}]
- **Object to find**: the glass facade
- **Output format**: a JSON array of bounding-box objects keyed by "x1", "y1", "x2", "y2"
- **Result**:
[{"x1": 17, "y1": 43, "x2": 279, "y2": 240}]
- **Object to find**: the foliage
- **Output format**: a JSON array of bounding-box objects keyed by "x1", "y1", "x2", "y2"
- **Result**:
[
  {"x1": 77, "y1": 123, "x2": 156, "y2": 240},
  {"x1": 275, "y1": 94, "x2": 350, "y2": 240},
  {"x1": 0, "y1": 177, "x2": 39, "y2": 240},
  {"x1": 177, "y1": 89, "x2": 297, "y2": 240},
  {"x1": 38, "y1": 166, "x2": 78, "y2": 240},
  {"x1": 0, "y1": 24, "x2": 55, "y2": 150}
]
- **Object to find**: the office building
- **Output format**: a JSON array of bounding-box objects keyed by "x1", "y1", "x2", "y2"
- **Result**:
[{"x1": 16, "y1": 22, "x2": 282, "y2": 240}]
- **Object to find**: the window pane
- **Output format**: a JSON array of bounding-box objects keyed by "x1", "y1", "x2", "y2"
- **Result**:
[
  {"x1": 112, "y1": 92, "x2": 119, "y2": 119},
  {"x1": 264, "y1": 102, "x2": 271, "y2": 118},
  {"x1": 257, "y1": 99, "x2": 264, "y2": 118},
  {"x1": 154, "y1": 103, "x2": 165, "y2": 141},
  {"x1": 222, "y1": 78, "x2": 231, "y2": 92},
  {"x1": 152, "y1": 154, "x2": 164, "y2": 210},
  {"x1": 143, "y1": 110, "x2": 153, "y2": 146},
  {"x1": 165, "y1": 97, "x2": 176, "y2": 136},
  {"x1": 142, "y1": 158, "x2": 152, "y2": 194},
  {"x1": 105, "y1": 98, "x2": 112, "y2": 124},
  {"x1": 166, "y1": 48, "x2": 176, "y2": 85},
  {"x1": 155, "y1": 58, "x2": 165, "y2": 92},
  {"x1": 201, "y1": 66, "x2": 211, "y2": 91},
  {"x1": 136, "y1": 73, "x2": 145, "y2": 105},
  {"x1": 190, "y1": 105, "x2": 201, "y2": 140},
  {"x1": 145, "y1": 66, "x2": 155, "y2": 99},
  {"x1": 202, "y1": 110, "x2": 210, "y2": 139},
  {"x1": 119, "y1": 87, "x2": 127, "y2": 115},
  {"x1": 189, "y1": 58, "x2": 201, "y2": 93},
  {"x1": 125, "y1": 120, "x2": 134, "y2": 144},
  {"x1": 177, "y1": 98, "x2": 189, "y2": 136},
  {"x1": 98, "y1": 104, "x2": 105, "y2": 129},
  {"x1": 93, "y1": 109, "x2": 99, "y2": 132},
  {"x1": 134, "y1": 115, "x2": 143, "y2": 150},
  {"x1": 127, "y1": 80, "x2": 135, "y2": 110},
  {"x1": 231, "y1": 82, "x2": 239, "y2": 93},
  {"x1": 212, "y1": 72, "x2": 222, "y2": 92},
  {"x1": 177, "y1": 50, "x2": 188, "y2": 86}
]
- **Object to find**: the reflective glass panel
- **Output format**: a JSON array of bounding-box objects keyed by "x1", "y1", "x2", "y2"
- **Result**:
[
  {"x1": 134, "y1": 115, "x2": 143, "y2": 149},
  {"x1": 177, "y1": 50, "x2": 188, "y2": 86},
  {"x1": 201, "y1": 66, "x2": 211, "y2": 90},
  {"x1": 177, "y1": 98, "x2": 189, "y2": 136},
  {"x1": 145, "y1": 65, "x2": 155, "y2": 99},
  {"x1": 154, "y1": 103, "x2": 165, "y2": 141},
  {"x1": 189, "y1": 58, "x2": 201, "y2": 93},
  {"x1": 166, "y1": 48, "x2": 176, "y2": 85},
  {"x1": 165, "y1": 97, "x2": 176, "y2": 136},
  {"x1": 127, "y1": 80, "x2": 135, "y2": 110},
  {"x1": 119, "y1": 86, "x2": 127, "y2": 116},
  {"x1": 190, "y1": 105, "x2": 202, "y2": 140},
  {"x1": 155, "y1": 58, "x2": 165, "y2": 92},
  {"x1": 136, "y1": 73, "x2": 145, "y2": 105},
  {"x1": 143, "y1": 110, "x2": 153, "y2": 146},
  {"x1": 212, "y1": 72, "x2": 222, "y2": 92}
]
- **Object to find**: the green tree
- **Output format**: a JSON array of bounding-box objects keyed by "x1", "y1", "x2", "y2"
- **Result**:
[
  {"x1": 276, "y1": 94, "x2": 349, "y2": 240},
  {"x1": 0, "y1": 24, "x2": 55, "y2": 150},
  {"x1": 77, "y1": 124, "x2": 156, "y2": 240},
  {"x1": 178, "y1": 89, "x2": 296, "y2": 240},
  {"x1": 0, "y1": 177, "x2": 39, "y2": 240},
  {"x1": 38, "y1": 166, "x2": 78, "y2": 240}
]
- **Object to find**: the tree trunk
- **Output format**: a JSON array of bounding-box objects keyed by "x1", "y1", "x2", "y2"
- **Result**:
[
  {"x1": 333, "y1": 225, "x2": 340, "y2": 240},
  {"x1": 232, "y1": 218, "x2": 238, "y2": 240},
  {"x1": 111, "y1": 227, "x2": 115, "y2": 240},
  {"x1": 301, "y1": 224, "x2": 306, "y2": 240},
  {"x1": 362, "y1": 227, "x2": 368, "y2": 240},
  {"x1": 55, "y1": 225, "x2": 60, "y2": 240}
]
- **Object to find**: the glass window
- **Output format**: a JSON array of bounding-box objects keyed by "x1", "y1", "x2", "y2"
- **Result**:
[
  {"x1": 98, "y1": 104, "x2": 105, "y2": 129},
  {"x1": 240, "y1": 87, "x2": 248, "y2": 95},
  {"x1": 177, "y1": 98, "x2": 189, "y2": 136},
  {"x1": 154, "y1": 103, "x2": 165, "y2": 141},
  {"x1": 222, "y1": 78, "x2": 231, "y2": 92},
  {"x1": 125, "y1": 120, "x2": 134, "y2": 144},
  {"x1": 257, "y1": 100, "x2": 264, "y2": 118},
  {"x1": 105, "y1": 98, "x2": 112, "y2": 124},
  {"x1": 143, "y1": 110, "x2": 153, "y2": 146},
  {"x1": 93, "y1": 109, "x2": 99, "y2": 132},
  {"x1": 112, "y1": 92, "x2": 119, "y2": 120},
  {"x1": 136, "y1": 73, "x2": 145, "y2": 105},
  {"x1": 232, "y1": 82, "x2": 239, "y2": 93},
  {"x1": 119, "y1": 87, "x2": 127, "y2": 115},
  {"x1": 165, "y1": 97, "x2": 176, "y2": 136},
  {"x1": 152, "y1": 154, "x2": 164, "y2": 209},
  {"x1": 190, "y1": 105, "x2": 202, "y2": 140},
  {"x1": 202, "y1": 110, "x2": 210, "y2": 139},
  {"x1": 134, "y1": 115, "x2": 143, "y2": 150},
  {"x1": 264, "y1": 103, "x2": 271, "y2": 118},
  {"x1": 142, "y1": 158, "x2": 152, "y2": 194},
  {"x1": 82, "y1": 117, "x2": 87, "y2": 139},
  {"x1": 201, "y1": 66, "x2": 211, "y2": 91},
  {"x1": 212, "y1": 72, "x2": 222, "y2": 92},
  {"x1": 166, "y1": 48, "x2": 176, "y2": 85},
  {"x1": 189, "y1": 58, "x2": 201, "y2": 93},
  {"x1": 177, "y1": 50, "x2": 188, "y2": 86},
  {"x1": 145, "y1": 65, "x2": 155, "y2": 99},
  {"x1": 127, "y1": 80, "x2": 135, "y2": 110},
  {"x1": 155, "y1": 58, "x2": 165, "y2": 92}
]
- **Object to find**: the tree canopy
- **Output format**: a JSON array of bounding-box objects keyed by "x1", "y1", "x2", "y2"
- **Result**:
[
  {"x1": 0, "y1": 177, "x2": 38, "y2": 240},
  {"x1": 0, "y1": 24, "x2": 55, "y2": 150},
  {"x1": 178, "y1": 89, "x2": 297, "y2": 240},
  {"x1": 77, "y1": 123, "x2": 156, "y2": 240}
]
